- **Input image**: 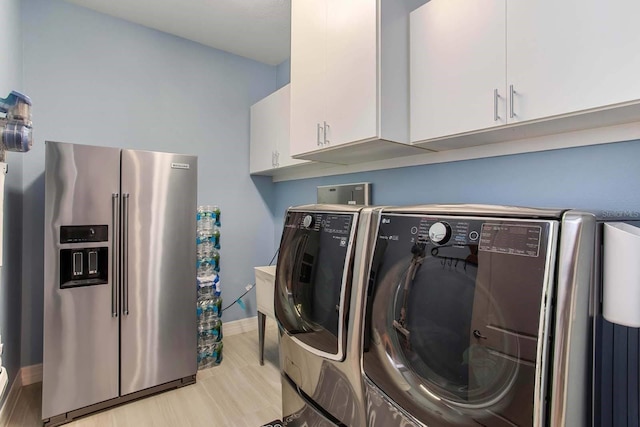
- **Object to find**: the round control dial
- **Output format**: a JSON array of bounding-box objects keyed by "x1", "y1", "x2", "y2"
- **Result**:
[
  {"x1": 302, "y1": 215, "x2": 314, "y2": 228},
  {"x1": 429, "y1": 222, "x2": 452, "y2": 245}
]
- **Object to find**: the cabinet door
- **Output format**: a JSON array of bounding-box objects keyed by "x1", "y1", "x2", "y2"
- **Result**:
[
  {"x1": 324, "y1": 0, "x2": 378, "y2": 147},
  {"x1": 410, "y1": 0, "x2": 506, "y2": 143},
  {"x1": 290, "y1": 0, "x2": 327, "y2": 157},
  {"x1": 275, "y1": 85, "x2": 307, "y2": 169},
  {"x1": 250, "y1": 90, "x2": 278, "y2": 173},
  {"x1": 507, "y1": 0, "x2": 640, "y2": 123}
]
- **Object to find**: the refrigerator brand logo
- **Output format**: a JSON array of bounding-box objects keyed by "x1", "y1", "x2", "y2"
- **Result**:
[{"x1": 171, "y1": 162, "x2": 190, "y2": 170}]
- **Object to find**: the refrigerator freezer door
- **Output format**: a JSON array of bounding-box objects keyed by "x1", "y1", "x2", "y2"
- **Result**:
[
  {"x1": 120, "y1": 149, "x2": 197, "y2": 395},
  {"x1": 43, "y1": 142, "x2": 121, "y2": 419}
]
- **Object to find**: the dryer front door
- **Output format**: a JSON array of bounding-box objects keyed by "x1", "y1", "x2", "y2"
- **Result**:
[
  {"x1": 275, "y1": 209, "x2": 358, "y2": 361},
  {"x1": 363, "y1": 214, "x2": 558, "y2": 426}
]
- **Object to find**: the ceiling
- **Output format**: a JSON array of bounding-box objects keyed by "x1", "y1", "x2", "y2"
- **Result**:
[{"x1": 64, "y1": 0, "x2": 291, "y2": 66}]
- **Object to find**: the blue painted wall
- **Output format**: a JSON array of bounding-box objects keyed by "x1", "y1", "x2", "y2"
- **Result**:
[
  {"x1": 276, "y1": 59, "x2": 291, "y2": 90},
  {"x1": 0, "y1": 0, "x2": 25, "y2": 403},
  {"x1": 274, "y1": 139, "x2": 640, "y2": 235},
  {"x1": 20, "y1": 0, "x2": 278, "y2": 366}
]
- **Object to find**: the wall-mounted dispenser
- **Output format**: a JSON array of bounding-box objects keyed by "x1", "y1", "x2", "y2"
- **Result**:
[
  {"x1": 0, "y1": 90, "x2": 33, "y2": 159},
  {"x1": 0, "y1": 90, "x2": 33, "y2": 268},
  {"x1": 317, "y1": 182, "x2": 371, "y2": 205},
  {"x1": 603, "y1": 222, "x2": 640, "y2": 327}
]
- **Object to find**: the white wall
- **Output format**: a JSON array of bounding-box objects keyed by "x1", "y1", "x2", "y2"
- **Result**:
[
  {"x1": 0, "y1": 0, "x2": 24, "y2": 403},
  {"x1": 21, "y1": 0, "x2": 278, "y2": 366}
]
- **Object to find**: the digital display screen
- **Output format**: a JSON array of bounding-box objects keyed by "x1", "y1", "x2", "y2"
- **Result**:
[{"x1": 479, "y1": 223, "x2": 542, "y2": 257}]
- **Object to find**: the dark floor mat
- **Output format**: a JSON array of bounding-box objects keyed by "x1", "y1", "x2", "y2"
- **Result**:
[{"x1": 261, "y1": 420, "x2": 283, "y2": 427}]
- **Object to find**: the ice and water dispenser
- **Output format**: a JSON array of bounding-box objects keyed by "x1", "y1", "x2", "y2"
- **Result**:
[{"x1": 59, "y1": 225, "x2": 109, "y2": 288}]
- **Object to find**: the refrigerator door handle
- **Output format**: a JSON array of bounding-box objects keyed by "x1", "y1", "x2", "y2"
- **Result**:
[
  {"x1": 111, "y1": 193, "x2": 119, "y2": 317},
  {"x1": 123, "y1": 193, "x2": 130, "y2": 316}
]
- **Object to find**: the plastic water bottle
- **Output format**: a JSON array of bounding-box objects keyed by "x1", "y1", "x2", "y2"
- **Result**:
[
  {"x1": 210, "y1": 205, "x2": 221, "y2": 227},
  {"x1": 197, "y1": 279, "x2": 215, "y2": 296},
  {"x1": 197, "y1": 232, "x2": 213, "y2": 258},
  {"x1": 211, "y1": 250, "x2": 220, "y2": 272},
  {"x1": 197, "y1": 345, "x2": 215, "y2": 369},
  {"x1": 196, "y1": 206, "x2": 206, "y2": 222},
  {"x1": 197, "y1": 259, "x2": 214, "y2": 278},
  {"x1": 212, "y1": 291, "x2": 222, "y2": 318},
  {"x1": 212, "y1": 341, "x2": 223, "y2": 365},
  {"x1": 211, "y1": 226, "x2": 221, "y2": 249},
  {"x1": 212, "y1": 318, "x2": 223, "y2": 342}
]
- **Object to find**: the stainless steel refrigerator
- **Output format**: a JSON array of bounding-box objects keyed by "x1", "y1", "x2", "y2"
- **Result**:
[{"x1": 43, "y1": 141, "x2": 197, "y2": 426}]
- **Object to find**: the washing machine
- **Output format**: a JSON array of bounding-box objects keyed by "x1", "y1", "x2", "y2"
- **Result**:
[
  {"x1": 361, "y1": 204, "x2": 604, "y2": 427},
  {"x1": 275, "y1": 205, "x2": 380, "y2": 426}
]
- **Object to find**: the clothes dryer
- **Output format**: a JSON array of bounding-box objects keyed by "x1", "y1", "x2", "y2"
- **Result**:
[
  {"x1": 361, "y1": 205, "x2": 602, "y2": 427},
  {"x1": 275, "y1": 205, "x2": 380, "y2": 426}
]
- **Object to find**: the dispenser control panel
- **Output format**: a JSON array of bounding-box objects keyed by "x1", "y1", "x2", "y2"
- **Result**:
[{"x1": 60, "y1": 225, "x2": 108, "y2": 243}]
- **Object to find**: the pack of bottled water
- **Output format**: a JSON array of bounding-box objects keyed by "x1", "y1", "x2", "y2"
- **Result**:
[{"x1": 196, "y1": 205, "x2": 223, "y2": 369}]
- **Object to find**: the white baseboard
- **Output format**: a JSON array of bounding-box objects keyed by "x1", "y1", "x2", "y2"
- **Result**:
[
  {"x1": 0, "y1": 369, "x2": 23, "y2": 426},
  {"x1": 21, "y1": 364, "x2": 42, "y2": 386},
  {"x1": 5, "y1": 319, "x2": 258, "y2": 397},
  {"x1": 224, "y1": 316, "x2": 258, "y2": 336}
]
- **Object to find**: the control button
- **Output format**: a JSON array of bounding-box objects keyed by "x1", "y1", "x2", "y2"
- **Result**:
[
  {"x1": 429, "y1": 222, "x2": 452, "y2": 245},
  {"x1": 302, "y1": 215, "x2": 314, "y2": 228},
  {"x1": 410, "y1": 226, "x2": 418, "y2": 235},
  {"x1": 469, "y1": 231, "x2": 479, "y2": 241}
]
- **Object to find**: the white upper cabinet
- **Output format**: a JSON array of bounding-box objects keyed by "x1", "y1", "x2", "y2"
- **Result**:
[
  {"x1": 411, "y1": 0, "x2": 640, "y2": 148},
  {"x1": 250, "y1": 91, "x2": 275, "y2": 174},
  {"x1": 250, "y1": 85, "x2": 307, "y2": 175},
  {"x1": 289, "y1": 0, "x2": 327, "y2": 157},
  {"x1": 506, "y1": 0, "x2": 640, "y2": 123},
  {"x1": 324, "y1": 0, "x2": 377, "y2": 147},
  {"x1": 410, "y1": 0, "x2": 506, "y2": 142},
  {"x1": 290, "y1": 0, "x2": 426, "y2": 164}
]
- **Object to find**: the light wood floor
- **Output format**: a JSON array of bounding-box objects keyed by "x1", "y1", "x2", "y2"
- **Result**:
[{"x1": 6, "y1": 319, "x2": 282, "y2": 427}]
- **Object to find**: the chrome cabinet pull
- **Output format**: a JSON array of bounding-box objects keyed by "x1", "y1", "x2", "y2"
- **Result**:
[
  {"x1": 494, "y1": 89, "x2": 500, "y2": 121},
  {"x1": 509, "y1": 84, "x2": 516, "y2": 119},
  {"x1": 275, "y1": 150, "x2": 280, "y2": 167},
  {"x1": 122, "y1": 193, "x2": 130, "y2": 316},
  {"x1": 323, "y1": 121, "x2": 330, "y2": 145},
  {"x1": 111, "y1": 193, "x2": 119, "y2": 317},
  {"x1": 271, "y1": 151, "x2": 275, "y2": 167},
  {"x1": 317, "y1": 123, "x2": 323, "y2": 146}
]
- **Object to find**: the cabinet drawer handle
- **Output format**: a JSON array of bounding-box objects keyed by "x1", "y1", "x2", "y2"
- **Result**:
[
  {"x1": 271, "y1": 151, "x2": 275, "y2": 167},
  {"x1": 317, "y1": 123, "x2": 323, "y2": 146},
  {"x1": 494, "y1": 89, "x2": 500, "y2": 122},
  {"x1": 509, "y1": 84, "x2": 516, "y2": 119},
  {"x1": 324, "y1": 121, "x2": 330, "y2": 145},
  {"x1": 275, "y1": 150, "x2": 280, "y2": 167}
]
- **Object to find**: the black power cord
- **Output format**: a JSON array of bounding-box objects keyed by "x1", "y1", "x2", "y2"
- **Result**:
[{"x1": 221, "y1": 248, "x2": 280, "y2": 312}]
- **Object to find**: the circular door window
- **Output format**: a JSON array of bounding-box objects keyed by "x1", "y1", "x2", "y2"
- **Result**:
[{"x1": 390, "y1": 250, "x2": 519, "y2": 408}]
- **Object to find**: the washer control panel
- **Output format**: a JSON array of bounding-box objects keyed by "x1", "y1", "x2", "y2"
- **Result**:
[{"x1": 380, "y1": 214, "x2": 543, "y2": 257}]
